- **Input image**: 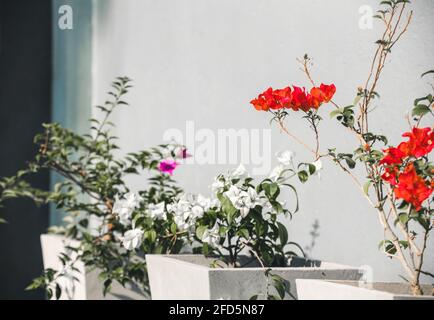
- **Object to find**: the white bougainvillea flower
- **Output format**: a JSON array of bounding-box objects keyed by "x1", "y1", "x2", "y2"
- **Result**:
[
  {"x1": 276, "y1": 150, "x2": 296, "y2": 166},
  {"x1": 197, "y1": 194, "x2": 212, "y2": 211},
  {"x1": 210, "y1": 198, "x2": 221, "y2": 209},
  {"x1": 112, "y1": 192, "x2": 142, "y2": 226},
  {"x1": 312, "y1": 159, "x2": 323, "y2": 179},
  {"x1": 112, "y1": 199, "x2": 132, "y2": 226},
  {"x1": 211, "y1": 177, "x2": 226, "y2": 193},
  {"x1": 269, "y1": 165, "x2": 285, "y2": 182},
  {"x1": 173, "y1": 215, "x2": 191, "y2": 231},
  {"x1": 224, "y1": 185, "x2": 243, "y2": 204},
  {"x1": 191, "y1": 205, "x2": 205, "y2": 219},
  {"x1": 124, "y1": 192, "x2": 142, "y2": 209},
  {"x1": 148, "y1": 202, "x2": 167, "y2": 220},
  {"x1": 224, "y1": 186, "x2": 261, "y2": 218},
  {"x1": 202, "y1": 223, "x2": 221, "y2": 248},
  {"x1": 230, "y1": 164, "x2": 248, "y2": 179},
  {"x1": 122, "y1": 228, "x2": 144, "y2": 250},
  {"x1": 168, "y1": 193, "x2": 212, "y2": 230}
]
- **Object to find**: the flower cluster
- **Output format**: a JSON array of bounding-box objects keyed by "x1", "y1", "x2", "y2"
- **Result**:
[
  {"x1": 167, "y1": 194, "x2": 217, "y2": 231},
  {"x1": 192, "y1": 160, "x2": 304, "y2": 266},
  {"x1": 380, "y1": 127, "x2": 434, "y2": 210},
  {"x1": 158, "y1": 144, "x2": 191, "y2": 175},
  {"x1": 224, "y1": 185, "x2": 262, "y2": 218},
  {"x1": 250, "y1": 83, "x2": 336, "y2": 112}
]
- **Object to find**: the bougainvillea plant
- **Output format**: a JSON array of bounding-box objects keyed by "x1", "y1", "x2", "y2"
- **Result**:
[
  {"x1": 121, "y1": 152, "x2": 318, "y2": 300},
  {"x1": 0, "y1": 77, "x2": 190, "y2": 299},
  {"x1": 249, "y1": 0, "x2": 433, "y2": 295}
]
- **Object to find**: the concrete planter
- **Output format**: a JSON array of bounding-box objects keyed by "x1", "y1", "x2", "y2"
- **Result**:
[
  {"x1": 296, "y1": 279, "x2": 434, "y2": 300},
  {"x1": 40, "y1": 234, "x2": 148, "y2": 300},
  {"x1": 146, "y1": 254, "x2": 364, "y2": 300}
]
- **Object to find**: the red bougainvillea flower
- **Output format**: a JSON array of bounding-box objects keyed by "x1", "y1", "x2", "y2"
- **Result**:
[
  {"x1": 250, "y1": 87, "x2": 290, "y2": 111},
  {"x1": 272, "y1": 87, "x2": 292, "y2": 108},
  {"x1": 319, "y1": 83, "x2": 336, "y2": 102},
  {"x1": 394, "y1": 163, "x2": 433, "y2": 211},
  {"x1": 308, "y1": 87, "x2": 324, "y2": 109},
  {"x1": 250, "y1": 83, "x2": 336, "y2": 112},
  {"x1": 159, "y1": 159, "x2": 178, "y2": 175},
  {"x1": 381, "y1": 166, "x2": 399, "y2": 186},
  {"x1": 291, "y1": 86, "x2": 310, "y2": 111},
  {"x1": 402, "y1": 127, "x2": 434, "y2": 158},
  {"x1": 379, "y1": 147, "x2": 405, "y2": 166}
]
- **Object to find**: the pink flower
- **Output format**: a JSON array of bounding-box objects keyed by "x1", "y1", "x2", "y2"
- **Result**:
[{"x1": 159, "y1": 160, "x2": 178, "y2": 175}]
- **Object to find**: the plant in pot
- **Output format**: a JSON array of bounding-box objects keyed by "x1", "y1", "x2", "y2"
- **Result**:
[
  {"x1": 0, "y1": 77, "x2": 190, "y2": 299},
  {"x1": 248, "y1": 0, "x2": 433, "y2": 299},
  {"x1": 144, "y1": 161, "x2": 364, "y2": 300}
]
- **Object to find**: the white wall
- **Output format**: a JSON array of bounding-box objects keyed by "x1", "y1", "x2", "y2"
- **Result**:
[{"x1": 90, "y1": 0, "x2": 434, "y2": 282}]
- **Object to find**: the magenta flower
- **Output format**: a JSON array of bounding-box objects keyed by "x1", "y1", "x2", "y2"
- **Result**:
[{"x1": 159, "y1": 160, "x2": 178, "y2": 175}]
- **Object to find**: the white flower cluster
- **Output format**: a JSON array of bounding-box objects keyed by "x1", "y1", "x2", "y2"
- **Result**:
[
  {"x1": 112, "y1": 192, "x2": 142, "y2": 226},
  {"x1": 167, "y1": 194, "x2": 217, "y2": 231},
  {"x1": 113, "y1": 192, "x2": 171, "y2": 250},
  {"x1": 167, "y1": 193, "x2": 223, "y2": 248},
  {"x1": 211, "y1": 164, "x2": 262, "y2": 218},
  {"x1": 269, "y1": 150, "x2": 323, "y2": 181},
  {"x1": 210, "y1": 163, "x2": 248, "y2": 193},
  {"x1": 224, "y1": 186, "x2": 262, "y2": 218}
]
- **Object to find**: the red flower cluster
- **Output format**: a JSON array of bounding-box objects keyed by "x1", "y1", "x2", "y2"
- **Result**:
[
  {"x1": 380, "y1": 127, "x2": 434, "y2": 210},
  {"x1": 250, "y1": 84, "x2": 336, "y2": 112},
  {"x1": 380, "y1": 127, "x2": 434, "y2": 165},
  {"x1": 393, "y1": 163, "x2": 432, "y2": 211}
]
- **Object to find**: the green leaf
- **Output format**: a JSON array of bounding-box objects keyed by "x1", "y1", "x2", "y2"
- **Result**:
[
  {"x1": 270, "y1": 274, "x2": 287, "y2": 300},
  {"x1": 297, "y1": 171, "x2": 309, "y2": 183},
  {"x1": 237, "y1": 228, "x2": 249, "y2": 239},
  {"x1": 329, "y1": 109, "x2": 341, "y2": 119},
  {"x1": 344, "y1": 157, "x2": 356, "y2": 169},
  {"x1": 269, "y1": 183, "x2": 279, "y2": 198},
  {"x1": 103, "y1": 279, "x2": 112, "y2": 296},
  {"x1": 55, "y1": 283, "x2": 62, "y2": 300},
  {"x1": 363, "y1": 181, "x2": 372, "y2": 196},
  {"x1": 170, "y1": 222, "x2": 178, "y2": 234},
  {"x1": 196, "y1": 226, "x2": 207, "y2": 240},
  {"x1": 412, "y1": 104, "x2": 431, "y2": 117},
  {"x1": 276, "y1": 222, "x2": 288, "y2": 246},
  {"x1": 148, "y1": 230, "x2": 157, "y2": 243},
  {"x1": 398, "y1": 213, "x2": 409, "y2": 225},
  {"x1": 218, "y1": 193, "x2": 237, "y2": 220},
  {"x1": 308, "y1": 164, "x2": 316, "y2": 175},
  {"x1": 421, "y1": 70, "x2": 434, "y2": 78}
]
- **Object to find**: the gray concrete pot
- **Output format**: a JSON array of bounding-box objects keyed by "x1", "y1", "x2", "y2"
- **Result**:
[
  {"x1": 296, "y1": 279, "x2": 434, "y2": 300},
  {"x1": 40, "y1": 234, "x2": 148, "y2": 300},
  {"x1": 146, "y1": 254, "x2": 364, "y2": 300}
]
